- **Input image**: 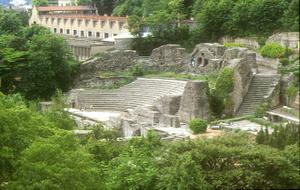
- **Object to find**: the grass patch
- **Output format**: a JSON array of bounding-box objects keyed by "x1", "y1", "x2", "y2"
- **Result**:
[
  {"x1": 224, "y1": 43, "x2": 245, "y2": 48},
  {"x1": 100, "y1": 71, "x2": 134, "y2": 78},
  {"x1": 100, "y1": 69, "x2": 218, "y2": 82},
  {"x1": 145, "y1": 72, "x2": 206, "y2": 80}
]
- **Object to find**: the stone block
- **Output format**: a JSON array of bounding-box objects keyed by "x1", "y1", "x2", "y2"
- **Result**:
[
  {"x1": 160, "y1": 114, "x2": 180, "y2": 128},
  {"x1": 179, "y1": 80, "x2": 210, "y2": 123},
  {"x1": 155, "y1": 95, "x2": 181, "y2": 115}
]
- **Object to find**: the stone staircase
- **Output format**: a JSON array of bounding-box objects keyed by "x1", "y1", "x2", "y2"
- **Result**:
[
  {"x1": 237, "y1": 74, "x2": 280, "y2": 116},
  {"x1": 77, "y1": 78, "x2": 187, "y2": 111}
]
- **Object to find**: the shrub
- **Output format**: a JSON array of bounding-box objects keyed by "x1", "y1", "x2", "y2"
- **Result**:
[
  {"x1": 130, "y1": 65, "x2": 145, "y2": 77},
  {"x1": 260, "y1": 43, "x2": 292, "y2": 58},
  {"x1": 189, "y1": 119, "x2": 208, "y2": 134},
  {"x1": 208, "y1": 91, "x2": 225, "y2": 118},
  {"x1": 215, "y1": 68, "x2": 235, "y2": 97},
  {"x1": 255, "y1": 102, "x2": 269, "y2": 117},
  {"x1": 279, "y1": 58, "x2": 290, "y2": 66},
  {"x1": 287, "y1": 85, "x2": 298, "y2": 105}
]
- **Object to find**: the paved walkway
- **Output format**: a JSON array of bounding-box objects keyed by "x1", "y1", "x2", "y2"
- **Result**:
[{"x1": 267, "y1": 107, "x2": 299, "y2": 124}]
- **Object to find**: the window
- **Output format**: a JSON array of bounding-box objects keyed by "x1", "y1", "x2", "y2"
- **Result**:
[
  {"x1": 119, "y1": 22, "x2": 124, "y2": 29},
  {"x1": 64, "y1": 19, "x2": 67, "y2": 25},
  {"x1": 113, "y1": 34, "x2": 117, "y2": 36},
  {"x1": 101, "y1": 21, "x2": 105, "y2": 28},
  {"x1": 110, "y1": 21, "x2": 114, "y2": 28},
  {"x1": 70, "y1": 19, "x2": 74, "y2": 25},
  {"x1": 88, "y1": 31, "x2": 92, "y2": 37},
  {"x1": 73, "y1": 30, "x2": 77, "y2": 35},
  {"x1": 60, "y1": 29, "x2": 63, "y2": 34},
  {"x1": 93, "y1": 20, "x2": 98, "y2": 27},
  {"x1": 96, "y1": 32, "x2": 100, "y2": 38},
  {"x1": 85, "y1": 19, "x2": 89, "y2": 26},
  {"x1": 66, "y1": 29, "x2": 70, "y2": 34},
  {"x1": 81, "y1": 31, "x2": 84, "y2": 37},
  {"x1": 104, "y1": 33, "x2": 109, "y2": 38},
  {"x1": 54, "y1": 28, "x2": 57, "y2": 33}
]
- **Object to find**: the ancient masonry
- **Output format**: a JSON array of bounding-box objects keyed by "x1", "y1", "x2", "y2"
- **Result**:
[{"x1": 68, "y1": 43, "x2": 282, "y2": 138}]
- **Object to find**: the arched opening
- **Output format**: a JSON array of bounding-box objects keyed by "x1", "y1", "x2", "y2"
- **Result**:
[{"x1": 198, "y1": 57, "x2": 203, "y2": 65}]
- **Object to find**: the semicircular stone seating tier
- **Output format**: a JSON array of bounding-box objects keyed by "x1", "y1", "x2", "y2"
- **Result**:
[{"x1": 77, "y1": 78, "x2": 188, "y2": 111}]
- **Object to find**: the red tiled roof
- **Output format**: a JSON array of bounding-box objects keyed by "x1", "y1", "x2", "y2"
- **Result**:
[
  {"x1": 37, "y1": 6, "x2": 97, "y2": 11},
  {"x1": 40, "y1": 14, "x2": 127, "y2": 22}
]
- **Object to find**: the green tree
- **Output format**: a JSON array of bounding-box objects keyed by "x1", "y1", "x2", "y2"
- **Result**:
[
  {"x1": 10, "y1": 133, "x2": 102, "y2": 190},
  {"x1": 157, "y1": 152, "x2": 211, "y2": 190},
  {"x1": 282, "y1": 0, "x2": 299, "y2": 31},
  {"x1": 77, "y1": 0, "x2": 92, "y2": 5},
  {"x1": 19, "y1": 34, "x2": 78, "y2": 100},
  {"x1": 32, "y1": 0, "x2": 49, "y2": 6},
  {"x1": 94, "y1": 0, "x2": 118, "y2": 15},
  {"x1": 0, "y1": 94, "x2": 55, "y2": 184},
  {"x1": 0, "y1": 11, "x2": 22, "y2": 34}
]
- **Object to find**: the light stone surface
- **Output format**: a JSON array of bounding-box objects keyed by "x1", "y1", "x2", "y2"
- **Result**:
[
  {"x1": 154, "y1": 95, "x2": 181, "y2": 115},
  {"x1": 226, "y1": 58, "x2": 253, "y2": 115},
  {"x1": 160, "y1": 114, "x2": 180, "y2": 128},
  {"x1": 150, "y1": 44, "x2": 188, "y2": 72},
  {"x1": 267, "y1": 32, "x2": 299, "y2": 49},
  {"x1": 179, "y1": 80, "x2": 210, "y2": 123}
]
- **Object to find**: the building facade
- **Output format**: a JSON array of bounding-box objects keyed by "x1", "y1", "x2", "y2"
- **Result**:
[{"x1": 29, "y1": 6, "x2": 129, "y2": 39}]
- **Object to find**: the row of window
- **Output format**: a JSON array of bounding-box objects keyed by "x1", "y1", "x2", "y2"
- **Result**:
[
  {"x1": 53, "y1": 28, "x2": 117, "y2": 38},
  {"x1": 43, "y1": 17, "x2": 124, "y2": 30}
]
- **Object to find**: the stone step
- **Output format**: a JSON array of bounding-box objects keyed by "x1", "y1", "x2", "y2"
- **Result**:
[
  {"x1": 76, "y1": 78, "x2": 187, "y2": 111},
  {"x1": 237, "y1": 74, "x2": 278, "y2": 116}
]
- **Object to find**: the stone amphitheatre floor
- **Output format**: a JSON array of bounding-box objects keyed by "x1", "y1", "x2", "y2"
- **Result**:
[{"x1": 67, "y1": 108, "x2": 122, "y2": 126}]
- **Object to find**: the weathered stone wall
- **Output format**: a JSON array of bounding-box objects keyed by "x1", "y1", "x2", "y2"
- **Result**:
[
  {"x1": 226, "y1": 58, "x2": 253, "y2": 115},
  {"x1": 256, "y1": 53, "x2": 280, "y2": 70},
  {"x1": 115, "y1": 38, "x2": 133, "y2": 50},
  {"x1": 187, "y1": 43, "x2": 257, "y2": 74},
  {"x1": 280, "y1": 74, "x2": 297, "y2": 106},
  {"x1": 78, "y1": 50, "x2": 139, "y2": 81},
  {"x1": 150, "y1": 44, "x2": 188, "y2": 72},
  {"x1": 155, "y1": 95, "x2": 182, "y2": 128},
  {"x1": 75, "y1": 76, "x2": 133, "y2": 89},
  {"x1": 266, "y1": 80, "x2": 281, "y2": 108},
  {"x1": 267, "y1": 32, "x2": 299, "y2": 50},
  {"x1": 188, "y1": 43, "x2": 225, "y2": 74},
  {"x1": 223, "y1": 47, "x2": 257, "y2": 72},
  {"x1": 220, "y1": 36, "x2": 260, "y2": 50},
  {"x1": 179, "y1": 81, "x2": 210, "y2": 122}
]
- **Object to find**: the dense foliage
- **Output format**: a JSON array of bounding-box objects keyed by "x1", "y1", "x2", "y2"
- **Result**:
[
  {"x1": 0, "y1": 93, "x2": 75, "y2": 185},
  {"x1": 1, "y1": 95, "x2": 299, "y2": 189},
  {"x1": 256, "y1": 124, "x2": 300, "y2": 149},
  {"x1": 0, "y1": 9, "x2": 79, "y2": 100},
  {"x1": 112, "y1": 0, "x2": 299, "y2": 55}
]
